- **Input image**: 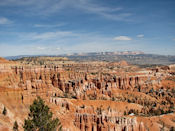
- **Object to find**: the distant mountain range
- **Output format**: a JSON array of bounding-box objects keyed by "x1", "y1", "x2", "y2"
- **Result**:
[
  {"x1": 5, "y1": 51, "x2": 175, "y2": 65},
  {"x1": 64, "y1": 51, "x2": 145, "y2": 56},
  {"x1": 4, "y1": 51, "x2": 144, "y2": 60}
]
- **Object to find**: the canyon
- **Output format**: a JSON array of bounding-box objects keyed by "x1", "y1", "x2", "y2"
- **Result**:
[{"x1": 0, "y1": 57, "x2": 175, "y2": 131}]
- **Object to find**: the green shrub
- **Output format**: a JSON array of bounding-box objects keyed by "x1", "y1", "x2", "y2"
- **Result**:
[{"x1": 23, "y1": 97, "x2": 62, "y2": 131}]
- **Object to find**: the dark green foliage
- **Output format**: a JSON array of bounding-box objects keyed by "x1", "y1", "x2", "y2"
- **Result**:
[
  {"x1": 96, "y1": 107, "x2": 103, "y2": 115},
  {"x1": 23, "y1": 97, "x2": 62, "y2": 131},
  {"x1": 21, "y1": 94, "x2": 24, "y2": 102},
  {"x1": 170, "y1": 126, "x2": 175, "y2": 131},
  {"x1": 13, "y1": 121, "x2": 18, "y2": 131},
  {"x1": 124, "y1": 111, "x2": 127, "y2": 115},
  {"x1": 2, "y1": 107, "x2": 7, "y2": 115},
  {"x1": 111, "y1": 97, "x2": 115, "y2": 101},
  {"x1": 80, "y1": 105, "x2": 85, "y2": 108},
  {"x1": 64, "y1": 93, "x2": 68, "y2": 98},
  {"x1": 71, "y1": 95, "x2": 77, "y2": 99}
]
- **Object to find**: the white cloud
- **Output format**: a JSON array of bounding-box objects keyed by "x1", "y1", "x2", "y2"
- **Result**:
[
  {"x1": 137, "y1": 34, "x2": 144, "y2": 38},
  {"x1": 56, "y1": 47, "x2": 60, "y2": 50},
  {"x1": 114, "y1": 36, "x2": 132, "y2": 41},
  {"x1": 0, "y1": 30, "x2": 141, "y2": 56},
  {"x1": 0, "y1": 0, "x2": 36, "y2": 6},
  {"x1": 0, "y1": 0, "x2": 131, "y2": 21},
  {"x1": 34, "y1": 23, "x2": 66, "y2": 28},
  {"x1": 0, "y1": 17, "x2": 12, "y2": 24},
  {"x1": 21, "y1": 31, "x2": 75, "y2": 40},
  {"x1": 35, "y1": 46, "x2": 61, "y2": 51},
  {"x1": 36, "y1": 46, "x2": 46, "y2": 50},
  {"x1": 70, "y1": 0, "x2": 131, "y2": 21}
]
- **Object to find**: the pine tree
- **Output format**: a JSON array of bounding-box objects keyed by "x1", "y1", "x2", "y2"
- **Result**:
[
  {"x1": 23, "y1": 97, "x2": 62, "y2": 131},
  {"x1": 170, "y1": 126, "x2": 174, "y2": 131},
  {"x1": 13, "y1": 121, "x2": 18, "y2": 131},
  {"x1": 2, "y1": 107, "x2": 7, "y2": 115}
]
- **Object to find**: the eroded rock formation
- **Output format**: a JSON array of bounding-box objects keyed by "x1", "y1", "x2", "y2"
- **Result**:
[{"x1": 0, "y1": 57, "x2": 175, "y2": 131}]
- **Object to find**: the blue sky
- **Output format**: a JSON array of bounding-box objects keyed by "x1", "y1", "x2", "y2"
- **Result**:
[{"x1": 0, "y1": 0, "x2": 175, "y2": 56}]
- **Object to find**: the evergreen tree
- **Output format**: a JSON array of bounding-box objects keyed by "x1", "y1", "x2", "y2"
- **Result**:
[
  {"x1": 2, "y1": 107, "x2": 7, "y2": 115},
  {"x1": 170, "y1": 126, "x2": 174, "y2": 131},
  {"x1": 13, "y1": 121, "x2": 18, "y2": 131},
  {"x1": 23, "y1": 97, "x2": 62, "y2": 131}
]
